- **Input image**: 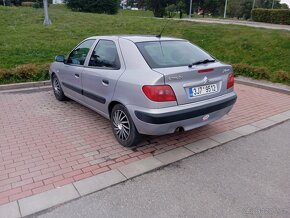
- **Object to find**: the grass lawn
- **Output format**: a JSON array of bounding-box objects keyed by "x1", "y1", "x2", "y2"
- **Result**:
[{"x1": 0, "y1": 5, "x2": 289, "y2": 84}]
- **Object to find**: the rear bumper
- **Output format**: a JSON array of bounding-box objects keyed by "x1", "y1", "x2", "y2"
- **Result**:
[{"x1": 127, "y1": 92, "x2": 237, "y2": 135}]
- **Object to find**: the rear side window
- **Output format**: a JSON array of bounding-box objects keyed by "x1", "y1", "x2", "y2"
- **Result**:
[
  {"x1": 136, "y1": 41, "x2": 214, "y2": 68},
  {"x1": 88, "y1": 40, "x2": 121, "y2": 69}
]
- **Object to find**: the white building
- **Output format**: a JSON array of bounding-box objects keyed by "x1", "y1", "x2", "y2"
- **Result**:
[{"x1": 52, "y1": 0, "x2": 64, "y2": 4}]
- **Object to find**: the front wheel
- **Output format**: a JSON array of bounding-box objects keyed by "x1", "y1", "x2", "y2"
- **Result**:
[
  {"x1": 111, "y1": 104, "x2": 141, "y2": 147},
  {"x1": 52, "y1": 74, "x2": 66, "y2": 101}
]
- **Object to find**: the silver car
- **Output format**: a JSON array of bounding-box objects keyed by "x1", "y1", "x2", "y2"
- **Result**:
[{"x1": 49, "y1": 35, "x2": 237, "y2": 147}]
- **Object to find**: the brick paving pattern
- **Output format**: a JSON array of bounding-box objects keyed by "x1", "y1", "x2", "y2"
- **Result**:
[{"x1": 1, "y1": 84, "x2": 290, "y2": 205}]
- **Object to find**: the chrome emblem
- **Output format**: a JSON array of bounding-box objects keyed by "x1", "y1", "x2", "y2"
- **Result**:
[
  {"x1": 223, "y1": 69, "x2": 230, "y2": 74},
  {"x1": 203, "y1": 76, "x2": 210, "y2": 85},
  {"x1": 203, "y1": 114, "x2": 210, "y2": 121},
  {"x1": 168, "y1": 75, "x2": 183, "y2": 81}
]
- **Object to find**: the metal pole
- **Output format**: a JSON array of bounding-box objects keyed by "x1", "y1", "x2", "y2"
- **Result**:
[
  {"x1": 271, "y1": 0, "x2": 275, "y2": 9},
  {"x1": 251, "y1": 0, "x2": 256, "y2": 19},
  {"x1": 43, "y1": 0, "x2": 52, "y2": 26},
  {"x1": 189, "y1": 0, "x2": 193, "y2": 18},
  {"x1": 252, "y1": 0, "x2": 256, "y2": 11},
  {"x1": 224, "y1": 0, "x2": 228, "y2": 19}
]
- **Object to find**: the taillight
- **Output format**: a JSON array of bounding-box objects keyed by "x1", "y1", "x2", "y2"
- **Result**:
[
  {"x1": 227, "y1": 73, "x2": 235, "y2": 89},
  {"x1": 142, "y1": 85, "x2": 177, "y2": 102}
]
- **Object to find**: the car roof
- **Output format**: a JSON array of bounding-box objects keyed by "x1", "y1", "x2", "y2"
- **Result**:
[{"x1": 86, "y1": 35, "x2": 184, "y2": 43}]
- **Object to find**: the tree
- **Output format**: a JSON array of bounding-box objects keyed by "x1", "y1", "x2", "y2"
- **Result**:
[
  {"x1": 43, "y1": 0, "x2": 52, "y2": 25},
  {"x1": 65, "y1": 0, "x2": 119, "y2": 14}
]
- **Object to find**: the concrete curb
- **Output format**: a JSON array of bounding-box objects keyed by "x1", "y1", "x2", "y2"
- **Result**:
[
  {"x1": 1, "y1": 110, "x2": 289, "y2": 218},
  {"x1": 235, "y1": 78, "x2": 290, "y2": 95},
  {"x1": 0, "y1": 80, "x2": 51, "y2": 91}
]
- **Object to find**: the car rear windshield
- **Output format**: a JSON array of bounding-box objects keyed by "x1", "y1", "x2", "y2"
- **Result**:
[{"x1": 136, "y1": 40, "x2": 214, "y2": 68}]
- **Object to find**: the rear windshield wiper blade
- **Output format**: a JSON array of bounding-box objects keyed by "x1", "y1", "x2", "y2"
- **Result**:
[{"x1": 189, "y1": 59, "x2": 216, "y2": 68}]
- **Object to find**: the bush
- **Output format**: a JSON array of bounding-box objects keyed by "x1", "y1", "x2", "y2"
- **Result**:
[
  {"x1": 0, "y1": 64, "x2": 49, "y2": 84},
  {"x1": 233, "y1": 64, "x2": 270, "y2": 80},
  {"x1": 233, "y1": 63, "x2": 290, "y2": 85},
  {"x1": 65, "y1": 0, "x2": 119, "y2": 15},
  {"x1": 252, "y1": 8, "x2": 290, "y2": 25}
]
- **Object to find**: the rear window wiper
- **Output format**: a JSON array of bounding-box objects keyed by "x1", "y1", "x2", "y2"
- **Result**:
[{"x1": 188, "y1": 59, "x2": 216, "y2": 68}]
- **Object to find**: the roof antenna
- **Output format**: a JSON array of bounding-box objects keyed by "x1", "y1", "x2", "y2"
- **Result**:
[
  {"x1": 156, "y1": 18, "x2": 171, "y2": 38},
  {"x1": 156, "y1": 11, "x2": 178, "y2": 38}
]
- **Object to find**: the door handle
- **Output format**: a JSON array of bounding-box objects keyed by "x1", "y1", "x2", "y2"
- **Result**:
[
  {"x1": 102, "y1": 79, "x2": 109, "y2": 86},
  {"x1": 75, "y1": 74, "x2": 80, "y2": 78}
]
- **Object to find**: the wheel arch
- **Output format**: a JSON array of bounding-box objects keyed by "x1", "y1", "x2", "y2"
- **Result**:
[{"x1": 108, "y1": 101, "x2": 123, "y2": 118}]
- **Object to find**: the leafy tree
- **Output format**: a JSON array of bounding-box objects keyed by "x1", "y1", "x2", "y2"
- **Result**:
[{"x1": 65, "y1": 0, "x2": 119, "y2": 14}]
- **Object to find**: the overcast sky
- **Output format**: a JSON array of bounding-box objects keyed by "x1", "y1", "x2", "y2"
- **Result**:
[{"x1": 281, "y1": 0, "x2": 290, "y2": 6}]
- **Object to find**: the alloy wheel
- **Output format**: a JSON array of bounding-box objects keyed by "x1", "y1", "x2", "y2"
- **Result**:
[{"x1": 112, "y1": 109, "x2": 131, "y2": 141}]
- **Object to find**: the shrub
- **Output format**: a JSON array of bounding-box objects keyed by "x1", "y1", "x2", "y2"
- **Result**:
[
  {"x1": 233, "y1": 63, "x2": 290, "y2": 85},
  {"x1": 252, "y1": 8, "x2": 290, "y2": 25},
  {"x1": 0, "y1": 64, "x2": 49, "y2": 84},
  {"x1": 65, "y1": 0, "x2": 119, "y2": 15},
  {"x1": 233, "y1": 64, "x2": 270, "y2": 80},
  {"x1": 273, "y1": 70, "x2": 290, "y2": 84}
]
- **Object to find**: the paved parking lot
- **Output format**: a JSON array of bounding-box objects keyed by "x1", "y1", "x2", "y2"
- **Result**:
[{"x1": 1, "y1": 84, "x2": 290, "y2": 206}]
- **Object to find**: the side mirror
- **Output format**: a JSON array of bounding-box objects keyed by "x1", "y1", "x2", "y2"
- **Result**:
[{"x1": 55, "y1": 55, "x2": 65, "y2": 63}]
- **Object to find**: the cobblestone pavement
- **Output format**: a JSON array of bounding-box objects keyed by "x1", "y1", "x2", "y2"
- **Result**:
[{"x1": 1, "y1": 84, "x2": 290, "y2": 205}]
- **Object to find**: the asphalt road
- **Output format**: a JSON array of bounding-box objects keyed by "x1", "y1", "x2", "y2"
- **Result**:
[
  {"x1": 181, "y1": 18, "x2": 290, "y2": 31},
  {"x1": 33, "y1": 120, "x2": 290, "y2": 218}
]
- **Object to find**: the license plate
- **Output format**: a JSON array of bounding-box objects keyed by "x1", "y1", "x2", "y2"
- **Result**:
[{"x1": 189, "y1": 84, "x2": 218, "y2": 97}]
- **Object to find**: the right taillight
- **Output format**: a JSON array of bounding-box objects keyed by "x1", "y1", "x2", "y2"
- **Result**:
[
  {"x1": 227, "y1": 73, "x2": 234, "y2": 89},
  {"x1": 142, "y1": 85, "x2": 177, "y2": 102}
]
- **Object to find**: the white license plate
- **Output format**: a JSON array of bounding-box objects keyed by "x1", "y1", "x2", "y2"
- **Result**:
[{"x1": 189, "y1": 84, "x2": 218, "y2": 97}]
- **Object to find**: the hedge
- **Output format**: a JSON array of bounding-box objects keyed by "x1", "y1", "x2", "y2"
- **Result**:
[
  {"x1": 0, "y1": 64, "x2": 49, "y2": 84},
  {"x1": 252, "y1": 8, "x2": 290, "y2": 25}
]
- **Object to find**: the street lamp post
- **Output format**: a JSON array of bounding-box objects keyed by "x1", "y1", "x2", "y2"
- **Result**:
[
  {"x1": 251, "y1": 0, "x2": 256, "y2": 19},
  {"x1": 224, "y1": 0, "x2": 228, "y2": 19},
  {"x1": 43, "y1": 0, "x2": 52, "y2": 26},
  {"x1": 189, "y1": 0, "x2": 193, "y2": 18}
]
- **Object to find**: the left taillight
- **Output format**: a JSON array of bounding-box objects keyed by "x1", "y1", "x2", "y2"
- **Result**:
[
  {"x1": 142, "y1": 85, "x2": 177, "y2": 102},
  {"x1": 227, "y1": 73, "x2": 235, "y2": 89}
]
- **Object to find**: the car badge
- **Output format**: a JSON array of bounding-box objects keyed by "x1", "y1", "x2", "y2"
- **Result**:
[
  {"x1": 203, "y1": 76, "x2": 210, "y2": 84},
  {"x1": 223, "y1": 69, "x2": 230, "y2": 74},
  {"x1": 168, "y1": 75, "x2": 183, "y2": 81},
  {"x1": 203, "y1": 114, "x2": 210, "y2": 121}
]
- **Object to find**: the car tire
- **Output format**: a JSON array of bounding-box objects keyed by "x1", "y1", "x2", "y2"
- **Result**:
[
  {"x1": 111, "y1": 104, "x2": 142, "y2": 147},
  {"x1": 52, "y1": 74, "x2": 66, "y2": 101}
]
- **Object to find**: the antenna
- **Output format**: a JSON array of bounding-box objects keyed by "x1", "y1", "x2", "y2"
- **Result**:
[
  {"x1": 156, "y1": 18, "x2": 171, "y2": 38},
  {"x1": 156, "y1": 14, "x2": 176, "y2": 38}
]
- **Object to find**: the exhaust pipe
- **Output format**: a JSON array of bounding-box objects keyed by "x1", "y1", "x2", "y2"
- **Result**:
[{"x1": 175, "y1": 127, "x2": 184, "y2": 133}]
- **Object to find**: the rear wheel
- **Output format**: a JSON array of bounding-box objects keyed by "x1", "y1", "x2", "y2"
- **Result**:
[
  {"x1": 111, "y1": 104, "x2": 141, "y2": 147},
  {"x1": 52, "y1": 74, "x2": 66, "y2": 101}
]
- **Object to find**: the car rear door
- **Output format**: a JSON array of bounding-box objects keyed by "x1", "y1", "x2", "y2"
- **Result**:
[
  {"x1": 59, "y1": 39, "x2": 95, "y2": 102},
  {"x1": 136, "y1": 40, "x2": 232, "y2": 106},
  {"x1": 82, "y1": 39, "x2": 125, "y2": 117}
]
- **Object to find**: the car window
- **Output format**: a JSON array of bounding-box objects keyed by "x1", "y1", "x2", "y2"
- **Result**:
[
  {"x1": 136, "y1": 41, "x2": 214, "y2": 68},
  {"x1": 88, "y1": 40, "x2": 120, "y2": 69},
  {"x1": 67, "y1": 39, "x2": 95, "y2": 66}
]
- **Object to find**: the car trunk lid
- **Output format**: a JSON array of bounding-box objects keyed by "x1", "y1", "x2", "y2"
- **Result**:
[{"x1": 153, "y1": 62, "x2": 232, "y2": 105}]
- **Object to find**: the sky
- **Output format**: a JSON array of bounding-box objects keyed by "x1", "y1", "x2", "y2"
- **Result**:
[{"x1": 280, "y1": 0, "x2": 290, "y2": 6}]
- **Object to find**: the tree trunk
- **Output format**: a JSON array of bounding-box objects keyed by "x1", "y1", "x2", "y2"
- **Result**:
[
  {"x1": 3, "y1": 0, "x2": 6, "y2": 6},
  {"x1": 43, "y1": 0, "x2": 52, "y2": 26}
]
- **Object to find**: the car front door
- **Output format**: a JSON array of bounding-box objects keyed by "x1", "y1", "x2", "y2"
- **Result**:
[
  {"x1": 82, "y1": 39, "x2": 125, "y2": 118},
  {"x1": 59, "y1": 39, "x2": 95, "y2": 102}
]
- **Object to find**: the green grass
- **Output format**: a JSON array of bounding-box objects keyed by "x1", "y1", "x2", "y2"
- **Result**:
[{"x1": 0, "y1": 5, "x2": 290, "y2": 84}]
